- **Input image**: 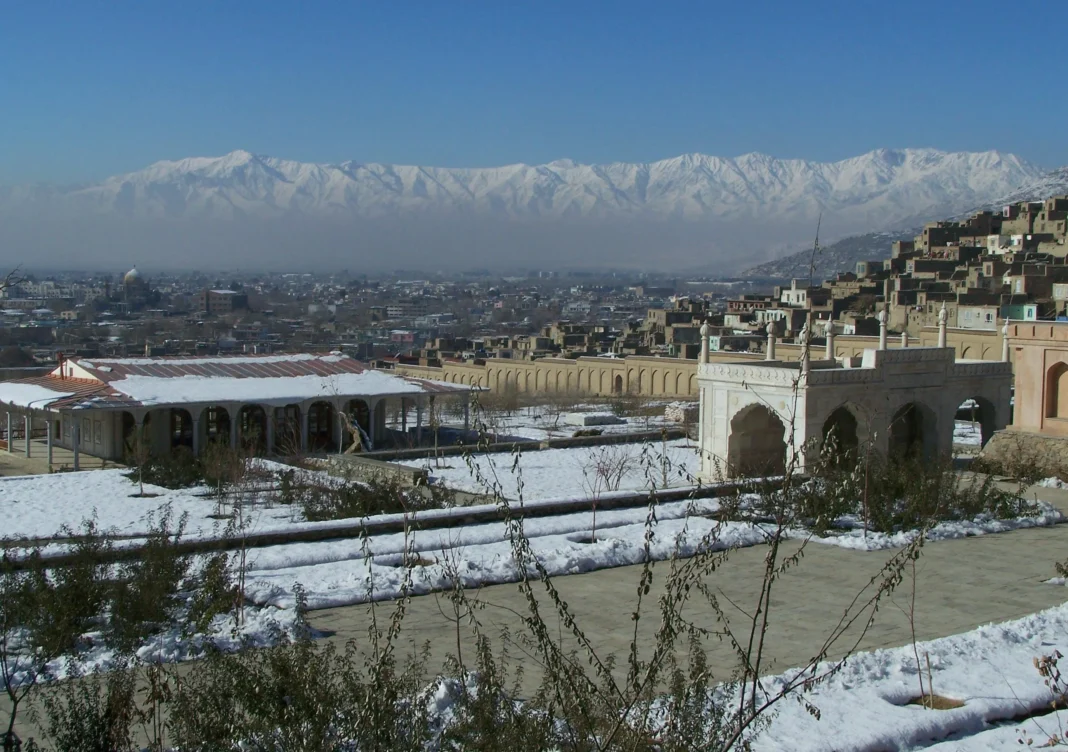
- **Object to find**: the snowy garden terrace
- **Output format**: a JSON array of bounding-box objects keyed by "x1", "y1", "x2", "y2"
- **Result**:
[{"x1": 0, "y1": 353, "x2": 474, "y2": 469}]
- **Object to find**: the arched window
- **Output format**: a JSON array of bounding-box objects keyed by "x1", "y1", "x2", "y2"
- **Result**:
[{"x1": 1047, "y1": 363, "x2": 1068, "y2": 419}]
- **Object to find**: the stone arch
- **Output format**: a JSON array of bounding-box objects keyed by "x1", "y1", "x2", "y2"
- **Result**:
[
  {"x1": 1046, "y1": 363, "x2": 1068, "y2": 419},
  {"x1": 204, "y1": 405, "x2": 231, "y2": 445},
  {"x1": 614, "y1": 374, "x2": 624, "y2": 394},
  {"x1": 238, "y1": 404, "x2": 268, "y2": 453},
  {"x1": 347, "y1": 399, "x2": 371, "y2": 443},
  {"x1": 170, "y1": 408, "x2": 194, "y2": 451},
  {"x1": 889, "y1": 401, "x2": 937, "y2": 460},
  {"x1": 675, "y1": 373, "x2": 683, "y2": 395},
  {"x1": 955, "y1": 396, "x2": 997, "y2": 448},
  {"x1": 274, "y1": 404, "x2": 302, "y2": 455},
  {"x1": 727, "y1": 403, "x2": 787, "y2": 478},
  {"x1": 639, "y1": 370, "x2": 649, "y2": 394},
  {"x1": 651, "y1": 370, "x2": 660, "y2": 395},
  {"x1": 554, "y1": 372, "x2": 562, "y2": 392},
  {"x1": 307, "y1": 400, "x2": 337, "y2": 452},
  {"x1": 688, "y1": 374, "x2": 696, "y2": 395},
  {"x1": 981, "y1": 346, "x2": 992, "y2": 360},
  {"x1": 120, "y1": 411, "x2": 150, "y2": 459},
  {"x1": 821, "y1": 405, "x2": 859, "y2": 466},
  {"x1": 566, "y1": 371, "x2": 574, "y2": 392},
  {"x1": 961, "y1": 346, "x2": 972, "y2": 359}
]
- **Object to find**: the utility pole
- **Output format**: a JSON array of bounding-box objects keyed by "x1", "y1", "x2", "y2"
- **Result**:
[{"x1": 807, "y1": 213, "x2": 822, "y2": 290}]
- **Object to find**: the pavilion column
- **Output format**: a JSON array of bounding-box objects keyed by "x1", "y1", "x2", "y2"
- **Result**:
[
  {"x1": 367, "y1": 399, "x2": 377, "y2": 451},
  {"x1": 900, "y1": 331, "x2": 909, "y2": 348},
  {"x1": 877, "y1": 309, "x2": 888, "y2": 351},
  {"x1": 72, "y1": 420, "x2": 80, "y2": 471},
  {"x1": 300, "y1": 404, "x2": 309, "y2": 453},
  {"x1": 335, "y1": 401, "x2": 345, "y2": 455},
  {"x1": 824, "y1": 320, "x2": 836, "y2": 360},
  {"x1": 6, "y1": 412, "x2": 11, "y2": 455},
  {"x1": 24, "y1": 413, "x2": 31, "y2": 458},
  {"x1": 265, "y1": 409, "x2": 275, "y2": 456},
  {"x1": 765, "y1": 322, "x2": 777, "y2": 361},
  {"x1": 191, "y1": 408, "x2": 204, "y2": 457},
  {"x1": 463, "y1": 394, "x2": 470, "y2": 432},
  {"x1": 416, "y1": 400, "x2": 424, "y2": 445},
  {"x1": 46, "y1": 418, "x2": 53, "y2": 471},
  {"x1": 229, "y1": 403, "x2": 240, "y2": 449},
  {"x1": 1001, "y1": 321, "x2": 1010, "y2": 362},
  {"x1": 401, "y1": 398, "x2": 408, "y2": 435}
]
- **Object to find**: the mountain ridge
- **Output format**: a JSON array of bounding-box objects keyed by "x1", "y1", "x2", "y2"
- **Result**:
[
  {"x1": 0, "y1": 148, "x2": 1044, "y2": 228},
  {"x1": 0, "y1": 148, "x2": 1051, "y2": 272}
]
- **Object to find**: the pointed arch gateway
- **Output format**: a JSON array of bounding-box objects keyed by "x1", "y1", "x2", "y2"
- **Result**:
[
  {"x1": 1047, "y1": 363, "x2": 1068, "y2": 419},
  {"x1": 727, "y1": 403, "x2": 787, "y2": 478},
  {"x1": 889, "y1": 402, "x2": 937, "y2": 460},
  {"x1": 821, "y1": 405, "x2": 859, "y2": 466}
]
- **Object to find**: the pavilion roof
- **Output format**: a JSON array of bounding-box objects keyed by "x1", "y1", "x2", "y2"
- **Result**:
[{"x1": 0, "y1": 353, "x2": 470, "y2": 411}]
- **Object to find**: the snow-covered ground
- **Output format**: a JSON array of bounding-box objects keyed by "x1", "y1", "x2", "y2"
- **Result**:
[
  {"x1": 0, "y1": 467, "x2": 321, "y2": 541},
  {"x1": 954, "y1": 419, "x2": 983, "y2": 447},
  {"x1": 464, "y1": 401, "x2": 680, "y2": 442},
  {"x1": 1, "y1": 456, "x2": 1061, "y2": 613},
  {"x1": 745, "y1": 601, "x2": 1068, "y2": 750},
  {"x1": 6, "y1": 602, "x2": 300, "y2": 689},
  {"x1": 399, "y1": 439, "x2": 700, "y2": 501}
]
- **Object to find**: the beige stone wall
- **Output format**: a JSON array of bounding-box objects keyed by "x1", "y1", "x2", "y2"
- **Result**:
[
  {"x1": 392, "y1": 329, "x2": 1007, "y2": 400},
  {"x1": 1008, "y1": 322, "x2": 1068, "y2": 437}
]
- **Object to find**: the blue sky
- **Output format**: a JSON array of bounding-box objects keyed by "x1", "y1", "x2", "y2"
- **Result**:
[{"x1": 3, "y1": 0, "x2": 1067, "y2": 183}]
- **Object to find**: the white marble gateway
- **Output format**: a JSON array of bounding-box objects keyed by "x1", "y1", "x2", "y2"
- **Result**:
[{"x1": 696, "y1": 318, "x2": 1012, "y2": 480}]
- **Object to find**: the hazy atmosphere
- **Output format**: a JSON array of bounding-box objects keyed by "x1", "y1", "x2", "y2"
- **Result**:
[{"x1": 3, "y1": 0, "x2": 1067, "y2": 271}]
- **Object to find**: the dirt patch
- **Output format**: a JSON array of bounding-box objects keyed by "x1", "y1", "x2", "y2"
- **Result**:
[
  {"x1": 907, "y1": 694, "x2": 965, "y2": 710},
  {"x1": 385, "y1": 555, "x2": 438, "y2": 567}
]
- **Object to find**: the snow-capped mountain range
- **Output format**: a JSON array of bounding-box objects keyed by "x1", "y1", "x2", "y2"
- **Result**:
[
  {"x1": 980, "y1": 166, "x2": 1068, "y2": 208},
  {"x1": 0, "y1": 148, "x2": 1046, "y2": 228}
]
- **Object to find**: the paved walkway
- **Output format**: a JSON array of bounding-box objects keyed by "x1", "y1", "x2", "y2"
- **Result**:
[
  {"x1": 309, "y1": 482, "x2": 1068, "y2": 694},
  {"x1": 0, "y1": 440, "x2": 113, "y2": 476}
]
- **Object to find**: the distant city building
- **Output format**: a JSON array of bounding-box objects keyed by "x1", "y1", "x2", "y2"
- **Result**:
[{"x1": 200, "y1": 288, "x2": 248, "y2": 315}]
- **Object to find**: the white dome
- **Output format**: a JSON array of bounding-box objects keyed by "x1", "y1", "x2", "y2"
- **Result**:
[{"x1": 123, "y1": 267, "x2": 142, "y2": 285}]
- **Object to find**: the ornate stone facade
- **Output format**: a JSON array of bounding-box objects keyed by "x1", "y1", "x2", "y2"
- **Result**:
[{"x1": 697, "y1": 341, "x2": 1012, "y2": 480}]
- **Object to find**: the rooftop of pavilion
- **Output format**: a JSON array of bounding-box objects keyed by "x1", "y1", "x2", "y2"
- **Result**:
[{"x1": 0, "y1": 353, "x2": 471, "y2": 412}]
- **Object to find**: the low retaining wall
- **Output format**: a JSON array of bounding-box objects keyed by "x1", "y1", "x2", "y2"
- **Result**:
[
  {"x1": 19, "y1": 477, "x2": 767, "y2": 571},
  {"x1": 366, "y1": 428, "x2": 687, "y2": 462},
  {"x1": 321, "y1": 454, "x2": 429, "y2": 487}
]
